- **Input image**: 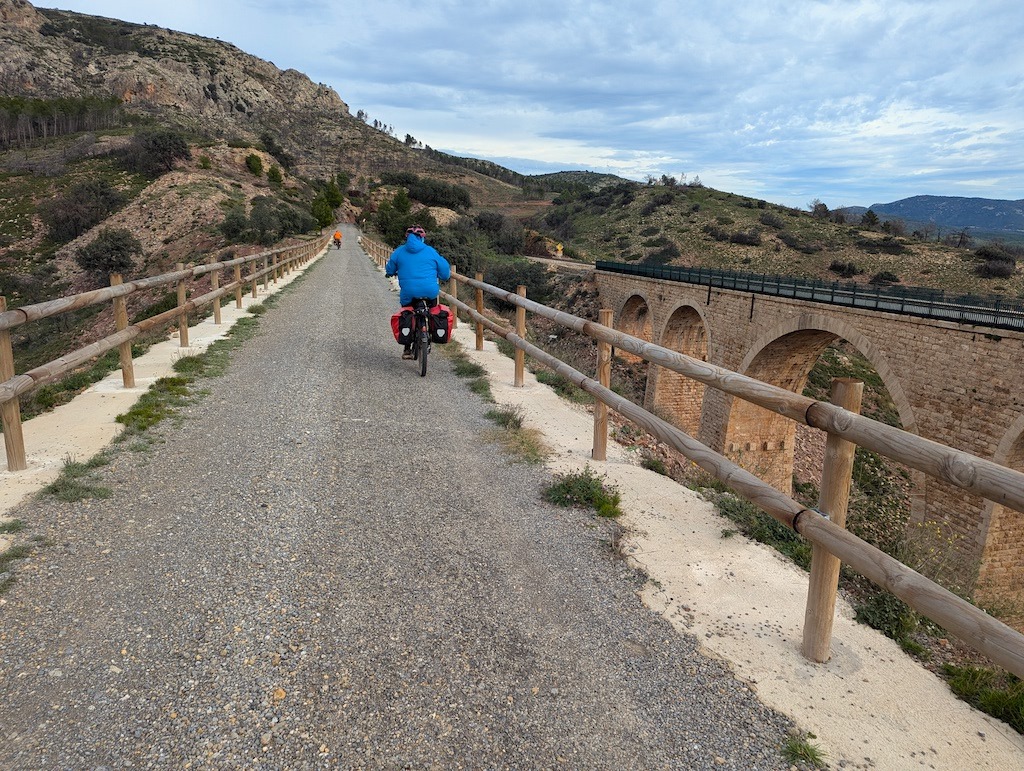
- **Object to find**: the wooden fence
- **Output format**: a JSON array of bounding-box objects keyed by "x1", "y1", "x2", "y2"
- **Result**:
[
  {"x1": 353, "y1": 231, "x2": 1024, "y2": 679},
  {"x1": 1, "y1": 235, "x2": 329, "y2": 472},
  {"x1": 441, "y1": 268, "x2": 1024, "y2": 676}
]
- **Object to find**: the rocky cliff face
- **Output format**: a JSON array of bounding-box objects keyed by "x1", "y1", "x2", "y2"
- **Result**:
[{"x1": 0, "y1": 0, "x2": 409, "y2": 178}]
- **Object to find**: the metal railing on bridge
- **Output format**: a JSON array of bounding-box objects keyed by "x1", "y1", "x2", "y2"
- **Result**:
[{"x1": 596, "y1": 260, "x2": 1024, "y2": 332}]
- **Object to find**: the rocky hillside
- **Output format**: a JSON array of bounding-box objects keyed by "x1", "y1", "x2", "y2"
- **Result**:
[{"x1": 1, "y1": 0, "x2": 423, "y2": 180}]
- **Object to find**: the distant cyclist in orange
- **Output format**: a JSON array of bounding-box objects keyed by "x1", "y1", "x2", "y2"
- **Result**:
[{"x1": 333, "y1": 230, "x2": 342, "y2": 249}]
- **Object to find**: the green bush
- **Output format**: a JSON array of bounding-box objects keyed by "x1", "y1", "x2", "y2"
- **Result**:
[
  {"x1": 311, "y1": 195, "x2": 334, "y2": 229},
  {"x1": 40, "y1": 179, "x2": 124, "y2": 243},
  {"x1": 942, "y1": 665, "x2": 1024, "y2": 733},
  {"x1": 714, "y1": 494, "x2": 811, "y2": 568},
  {"x1": 543, "y1": 466, "x2": 622, "y2": 517},
  {"x1": 976, "y1": 260, "x2": 1015, "y2": 279},
  {"x1": 973, "y1": 244, "x2": 1015, "y2": 263},
  {"x1": 485, "y1": 404, "x2": 524, "y2": 430},
  {"x1": 729, "y1": 228, "x2": 762, "y2": 246},
  {"x1": 482, "y1": 258, "x2": 553, "y2": 308},
  {"x1": 245, "y1": 153, "x2": 263, "y2": 176},
  {"x1": 641, "y1": 242, "x2": 681, "y2": 265},
  {"x1": 535, "y1": 369, "x2": 591, "y2": 403},
  {"x1": 640, "y1": 454, "x2": 668, "y2": 475},
  {"x1": 381, "y1": 171, "x2": 472, "y2": 210},
  {"x1": 853, "y1": 591, "x2": 919, "y2": 642},
  {"x1": 830, "y1": 260, "x2": 861, "y2": 278},
  {"x1": 869, "y1": 270, "x2": 901, "y2": 285},
  {"x1": 247, "y1": 196, "x2": 316, "y2": 245},
  {"x1": 220, "y1": 207, "x2": 248, "y2": 241},
  {"x1": 75, "y1": 227, "x2": 143, "y2": 278},
  {"x1": 121, "y1": 128, "x2": 191, "y2": 176}
]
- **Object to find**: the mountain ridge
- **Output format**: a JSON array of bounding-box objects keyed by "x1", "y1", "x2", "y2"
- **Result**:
[{"x1": 840, "y1": 194, "x2": 1024, "y2": 238}]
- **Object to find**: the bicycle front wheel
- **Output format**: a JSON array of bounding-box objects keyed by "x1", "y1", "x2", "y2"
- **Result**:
[{"x1": 419, "y1": 329, "x2": 429, "y2": 377}]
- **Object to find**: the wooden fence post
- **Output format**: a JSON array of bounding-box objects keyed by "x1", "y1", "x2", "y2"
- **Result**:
[
  {"x1": 802, "y1": 377, "x2": 864, "y2": 662},
  {"x1": 449, "y1": 266, "x2": 458, "y2": 330},
  {"x1": 592, "y1": 308, "x2": 614, "y2": 460},
  {"x1": 475, "y1": 272, "x2": 484, "y2": 351},
  {"x1": 251, "y1": 258, "x2": 259, "y2": 299},
  {"x1": 208, "y1": 258, "x2": 222, "y2": 325},
  {"x1": 514, "y1": 285, "x2": 526, "y2": 387},
  {"x1": 262, "y1": 256, "x2": 269, "y2": 291},
  {"x1": 234, "y1": 264, "x2": 243, "y2": 308},
  {"x1": 176, "y1": 263, "x2": 189, "y2": 348},
  {"x1": 0, "y1": 296, "x2": 27, "y2": 472},
  {"x1": 109, "y1": 274, "x2": 135, "y2": 388}
]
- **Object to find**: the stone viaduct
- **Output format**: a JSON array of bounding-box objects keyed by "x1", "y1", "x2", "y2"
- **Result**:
[{"x1": 595, "y1": 268, "x2": 1024, "y2": 615}]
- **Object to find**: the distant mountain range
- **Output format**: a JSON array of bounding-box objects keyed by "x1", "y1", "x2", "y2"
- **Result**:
[{"x1": 840, "y1": 195, "x2": 1024, "y2": 239}]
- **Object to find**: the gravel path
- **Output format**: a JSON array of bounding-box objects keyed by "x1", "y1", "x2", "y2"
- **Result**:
[{"x1": 0, "y1": 229, "x2": 796, "y2": 769}]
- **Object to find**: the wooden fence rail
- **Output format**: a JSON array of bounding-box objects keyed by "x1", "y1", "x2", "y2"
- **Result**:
[
  {"x1": 433, "y1": 267, "x2": 1024, "y2": 679},
  {"x1": 0, "y1": 235, "x2": 329, "y2": 472}
]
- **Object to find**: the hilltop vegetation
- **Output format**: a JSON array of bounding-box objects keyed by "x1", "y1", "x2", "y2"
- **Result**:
[{"x1": 524, "y1": 179, "x2": 1024, "y2": 299}]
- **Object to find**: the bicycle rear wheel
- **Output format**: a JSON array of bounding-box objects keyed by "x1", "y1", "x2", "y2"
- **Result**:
[{"x1": 419, "y1": 328, "x2": 429, "y2": 377}]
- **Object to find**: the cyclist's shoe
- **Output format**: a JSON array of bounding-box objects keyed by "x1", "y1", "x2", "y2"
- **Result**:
[{"x1": 402, "y1": 347, "x2": 413, "y2": 360}]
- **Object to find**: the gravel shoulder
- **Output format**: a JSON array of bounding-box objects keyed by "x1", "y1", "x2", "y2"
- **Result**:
[{"x1": 0, "y1": 228, "x2": 795, "y2": 769}]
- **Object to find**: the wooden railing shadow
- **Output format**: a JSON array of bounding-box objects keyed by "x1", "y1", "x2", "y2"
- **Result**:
[
  {"x1": 362, "y1": 236, "x2": 1024, "y2": 678},
  {"x1": 1, "y1": 235, "x2": 329, "y2": 471}
]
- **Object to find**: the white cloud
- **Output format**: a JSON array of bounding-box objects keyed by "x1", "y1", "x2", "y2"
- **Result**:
[{"x1": 32, "y1": 0, "x2": 1024, "y2": 207}]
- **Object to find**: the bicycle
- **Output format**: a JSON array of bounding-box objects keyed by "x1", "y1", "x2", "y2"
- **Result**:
[
  {"x1": 408, "y1": 298, "x2": 432, "y2": 377},
  {"x1": 333, "y1": 236, "x2": 341, "y2": 249}
]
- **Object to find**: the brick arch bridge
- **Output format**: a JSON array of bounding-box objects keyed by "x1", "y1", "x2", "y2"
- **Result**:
[{"x1": 596, "y1": 268, "x2": 1024, "y2": 614}]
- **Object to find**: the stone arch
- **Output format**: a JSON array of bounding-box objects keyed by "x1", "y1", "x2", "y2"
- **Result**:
[
  {"x1": 616, "y1": 293, "x2": 653, "y2": 364},
  {"x1": 724, "y1": 313, "x2": 917, "y2": 494},
  {"x1": 975, "y1": 415, "x2": 1024, "y2": 624},
  {"x1": 648, "y1": 303, "x2": 710, "y2": 435}
]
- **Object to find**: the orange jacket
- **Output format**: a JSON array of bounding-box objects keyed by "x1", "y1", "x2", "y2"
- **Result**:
[{"x1": 333, "y1": 231, "x2": 342, "y2": 240}]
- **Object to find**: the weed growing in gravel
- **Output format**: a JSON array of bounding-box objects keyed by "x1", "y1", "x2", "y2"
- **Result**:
[
  {"x1": 113, "y1": 311, "x2": 267, "y2": 440},
  {"x1": 782, "y1": 733, "x2": 826, "y2": 768},
  {"x1": 484, "y1": 405, "x2": 548, "y2": 464},
  {"x1": 543, "y1": 465, "x2": 622, "y2": 518},
  {"x1": 468, "y1": 378, "x2": 494, "y2": 400},
  {"x1": 171, "y1": 354, "x2": 206, "y2": 376},
  {"x1": 0, "y1": 519, "x2": 25, "y2": 534},
  {"x1": 0, "y1": 543, "x2": 32, "y2": 592},
  {"x1": 41, "y1": 453, "x2": 113, "y2": 502},
  {"x1": 485, "y1": 404, "x2": 524, "y2": 430},
  {"x1": 454, "y1": 359, "x2": 487, "y2": 378},
  {"x1": 115, "y1": 375, "x2": 191, "y2": 435},
  {"x1": 443, "y1": 343, "x2": 493, "y2": 401}
]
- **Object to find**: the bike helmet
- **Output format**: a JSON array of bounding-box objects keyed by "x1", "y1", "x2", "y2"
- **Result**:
[{"x1": 406, "y1": 225, "x2": 427, "y2": 239}]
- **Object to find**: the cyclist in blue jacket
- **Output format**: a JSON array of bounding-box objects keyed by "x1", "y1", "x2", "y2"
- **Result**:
[{"x1": 385, "y1": 225, "x2": 451, "y2": 358}]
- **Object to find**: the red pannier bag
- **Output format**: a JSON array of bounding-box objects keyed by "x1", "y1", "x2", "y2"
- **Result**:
[
  {"x1": 390, "y1": 306, "x2": 415, "y2": 344},
  {"x1": 429, "y1": 304, "x2": 453, "y2": 344}
]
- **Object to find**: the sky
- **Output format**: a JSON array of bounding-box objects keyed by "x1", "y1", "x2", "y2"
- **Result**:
[{"x1": 33, "y1": 1, "x2": 1024, "y2": 209}]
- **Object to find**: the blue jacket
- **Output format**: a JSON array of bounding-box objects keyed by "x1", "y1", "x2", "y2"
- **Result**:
[{"x1": 385, "y1": 234, "x2": 451, "y2": 306}]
